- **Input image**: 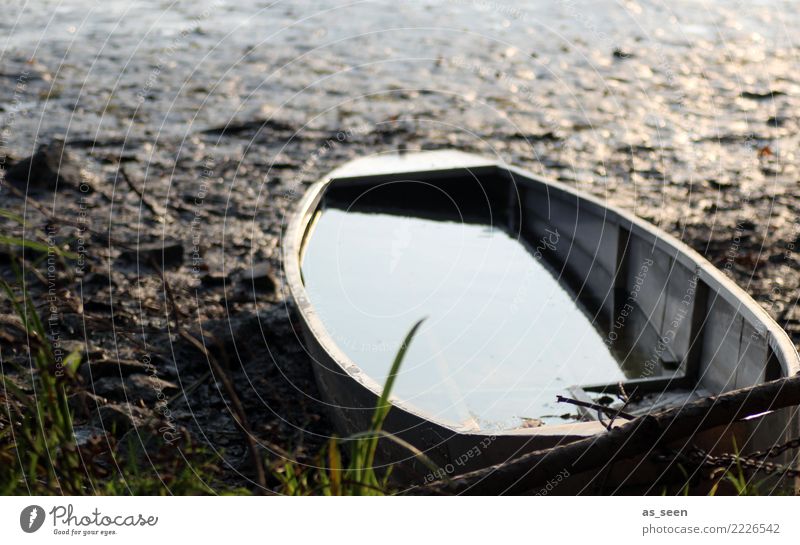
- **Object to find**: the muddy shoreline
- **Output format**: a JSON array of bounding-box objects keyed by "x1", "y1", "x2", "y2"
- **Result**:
[{"x1": 2, "y1": 1, "x2": 799, "y2": 492}]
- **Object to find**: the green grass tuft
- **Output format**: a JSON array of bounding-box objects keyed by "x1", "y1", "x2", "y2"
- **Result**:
[{"x1": 273, "y1": 319, "x2": 433, "y2": 496}]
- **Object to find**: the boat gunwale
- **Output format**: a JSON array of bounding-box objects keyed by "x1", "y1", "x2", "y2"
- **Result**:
[{"x1": 282, "y1": 151, "x2": 800, "y2": 439}]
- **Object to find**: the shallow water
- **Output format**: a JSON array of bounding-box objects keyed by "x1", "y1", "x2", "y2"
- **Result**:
[{"x1": 302, "y1": 206, "x2": 633, "y2": 429}]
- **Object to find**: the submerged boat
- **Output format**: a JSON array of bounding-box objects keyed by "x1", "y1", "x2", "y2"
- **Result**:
[{"x1": 284, "y1": 150, "x2": 800, "y2": 491}]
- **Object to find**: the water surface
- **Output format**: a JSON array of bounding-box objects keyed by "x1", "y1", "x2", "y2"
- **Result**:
[{"x1": 302, "y1": 207, "x2": 630, "y2": 429}]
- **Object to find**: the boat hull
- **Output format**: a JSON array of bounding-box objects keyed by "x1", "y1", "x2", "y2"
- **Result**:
[{"x1": 284, "y1": 151, "x2": 800, "y2": 492}]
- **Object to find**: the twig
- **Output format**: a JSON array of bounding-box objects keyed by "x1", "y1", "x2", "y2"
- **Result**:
[
  {"x1": 556, "y1": 395, "x2": 635, "y2": 421},
  {"x1": 118, "y1": 166, "x2": 170, "y2": 223},
  {"x1": 605, "y1": 382, "x2": 635, "y2": 430}
]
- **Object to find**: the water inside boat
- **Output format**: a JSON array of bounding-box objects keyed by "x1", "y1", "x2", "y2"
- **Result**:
[{"x1": 301, "y1": 201, "x2": 654, "y2": 430}]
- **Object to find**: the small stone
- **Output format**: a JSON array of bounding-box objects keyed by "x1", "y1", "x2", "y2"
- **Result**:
[
  {"x1": 201, "y1": 271, "x2": 228, "y2": 287},
  {"x1": 89, "y1": 376, "x2": 126, "y2": 400},
  {"x1": 201, "y1": 117, "x2": 294, "y2": 137},
  {"x1": 118, "y1": 242, "x2": 184, "y2": 268},
  {"x1": 72, "y1": 425, "x2": 107, "y2": 448},
  {"x1": 740, "y1": 90, "x2": 785, "y2": 101},
  {"x1": 59, "y1": 340, "x2": 105, "y2": 361},
  {"x1": 738, "y1": 219, "x2": 756, "y2": 232},
  {"x1": 5, "y1": 140, "x2": 96, "y2": 192},
  {"x1": 90, "y1": 403, "x2": 148, "y2": 434},
  {"x1": 519, "y1": 417, "x2": 544, "y2": 429},
  {"x1": 612, "y1": 47, "x2": 633, "y2": 60},
  {"x1": 706, "y1": 178, "x2": 734, "y2": 190},
  {"x1": 240, "y1": 262, "x2": 277, "y2": 293},
  {"x1": 766, "y1": 115, "x2": 789, "y2": 127},
  {"x1": 68, "y1": 391, "x2": 107, "y2": 417}
]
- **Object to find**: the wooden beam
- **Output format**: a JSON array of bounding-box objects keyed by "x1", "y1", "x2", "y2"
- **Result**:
[{"x1": 419, "y1": 374, "x2": 800, "y2": 495}]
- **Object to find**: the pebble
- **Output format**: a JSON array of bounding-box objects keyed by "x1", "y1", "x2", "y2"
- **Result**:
[
  {"x1": 118, "y1": 242, "x2": 184, "y2": 268},
  {"x1": 5, "y1": 140, "x2": 96, "y2": 192},
  {"x1": 239, "y1": 262, "x2": 277, "y2": 293}
]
